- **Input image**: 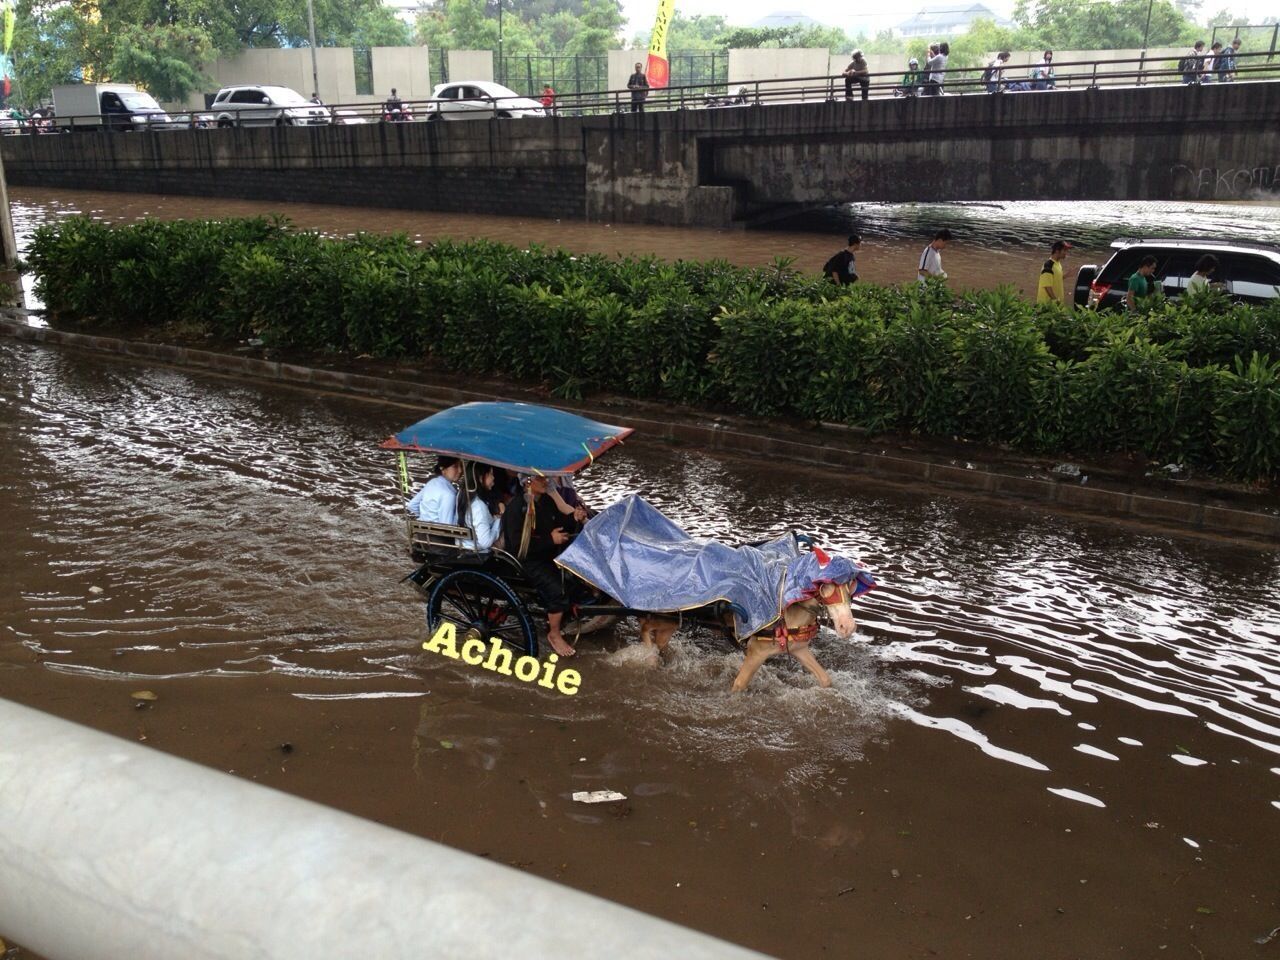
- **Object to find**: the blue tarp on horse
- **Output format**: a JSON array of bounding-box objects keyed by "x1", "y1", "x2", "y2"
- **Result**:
[{"x1": 555, "y1": 495, "x2": 874, "y2": 639}]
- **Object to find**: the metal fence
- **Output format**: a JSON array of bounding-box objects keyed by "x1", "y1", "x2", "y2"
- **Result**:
[
  {"x1": 497, "y1": 54, "x2": 607, "y2": 98},
  {"x1": 1210, "y1": 23, "x2": 1279, "y2": 58}
]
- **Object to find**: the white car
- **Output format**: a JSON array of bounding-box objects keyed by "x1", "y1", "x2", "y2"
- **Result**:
[
  {"x1": 211, "y1": 85, "x2": 331, "y2": 127},
  {"x1": 425, "y1": 81, "x2": 545, "y2": 121}
]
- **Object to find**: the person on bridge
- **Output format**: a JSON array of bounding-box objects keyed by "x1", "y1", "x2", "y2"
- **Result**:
[
  {"x1": 918, "y1": 230, "x2": 951, "y2": 285},
  {"x1": 824, "y1": 234, "x2": 862, "y2": 285},
  {"x1": 540, "y1": 85, "x2": 556, "y2": 114},
  {"x1": 983, "y1": 51, "x2": 1011, "y2": 93},
  {"x1": 896, "y1": 58, "x2": 922, "y2": 96},
  {"x1": 1202, "y1": 41, "x2": 1223, "y2": 82},
  {"x1": 1036, "y1": 240, "x2": 1072, "y2": 306},
  {"x1": 628, "y1": 62, "x2": 649, "y2": 113},
  {"x1": 923, "y1": 43, "x2": 947, "y2": 95},
  {"x1": 843, "y1": 50, "x2": 871, "y2": 101},
  {"x1": 1217, "y1": 37, "x2": 1241, "y2": 81},
  {"x1": 1030, "y1": 51, "x2": 1055, "y2": 90},
  {"x1": 1180, "y1": 41, "x2": 1206, "y2": 84}
]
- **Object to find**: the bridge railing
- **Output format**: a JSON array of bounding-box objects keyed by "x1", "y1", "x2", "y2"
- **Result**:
[
  {"x1": 0, "y1": 697, "x2": 770, "y2": 960},
  {"x1": 24, "y1": 50, "x2": 1280, "y2": 133}
]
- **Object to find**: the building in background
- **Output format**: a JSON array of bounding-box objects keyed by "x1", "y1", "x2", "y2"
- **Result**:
[{"x1": 895, "y1": 2, "x2": 1011, "y2": 38}]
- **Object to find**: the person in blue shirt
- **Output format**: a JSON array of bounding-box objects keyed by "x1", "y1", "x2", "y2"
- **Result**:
[
  {"x1": 457, "y1": 462, "x2": 505, "y2": 551},
  {"x1": 406, "y1": 456, "x2": 463, "y2": 523}
]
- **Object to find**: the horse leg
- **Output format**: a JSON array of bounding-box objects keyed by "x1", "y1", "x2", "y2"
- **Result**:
[
  {"x1": 732, "y1": 637, "x2": 777, "y2": 692},
  {"x1": 789, "y1": 642, "x2": 832, "y2": 688},
  {"x1": 638, "y1": 617, "x2": 678, "y2": 663}
]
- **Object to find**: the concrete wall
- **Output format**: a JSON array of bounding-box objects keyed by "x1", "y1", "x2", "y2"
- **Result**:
[
  {"x1": 728, "y1": 48, "x2": 832, "y2": 96},
  {"x1": 171, "y1": 46, "x2": 431, "y2": 110},
  {"x1": 372, "y1": 46, "x2": 432, "y2": 100},
  {"x1": 609, "y1": 50, "x2": 643, "y2": 95},
  {"x1": 5, "y1": 82, "x2": 1277, "y2": 228},
  {"x1": 448, "y1": 50, "x2": 494, "y2": 83}
]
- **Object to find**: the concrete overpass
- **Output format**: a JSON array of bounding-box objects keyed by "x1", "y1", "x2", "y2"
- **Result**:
[{"x1": 3, "y1": 82, "x2": 1277, "y2": 228}]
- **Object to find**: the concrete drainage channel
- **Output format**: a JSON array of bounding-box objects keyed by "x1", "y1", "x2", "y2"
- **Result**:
[{"x1": 3, "y1": 315, "x2": 1278, "y2": 545}]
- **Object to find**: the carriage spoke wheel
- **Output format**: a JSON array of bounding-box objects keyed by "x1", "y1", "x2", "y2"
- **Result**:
[{"x1": 426, "y1": 569, "x2": 538, "y2": 658}]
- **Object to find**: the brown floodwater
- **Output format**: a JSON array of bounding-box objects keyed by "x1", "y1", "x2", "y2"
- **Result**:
[
  {"x1": 1, "y1": 339, "x2": 1277, "y2": 959},
  {"x1": 8, "y1": 188, "x2": 1280, "y2": 304}
]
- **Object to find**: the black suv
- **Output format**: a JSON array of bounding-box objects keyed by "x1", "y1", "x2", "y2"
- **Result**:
[{"x1": 1074, "y1": 239, "x2": 1280, "y2": 310}]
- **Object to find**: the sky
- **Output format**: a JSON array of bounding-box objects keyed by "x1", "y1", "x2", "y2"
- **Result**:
[{"x1": 618, "y1": 0, "x2": 1279, "y2": 40}]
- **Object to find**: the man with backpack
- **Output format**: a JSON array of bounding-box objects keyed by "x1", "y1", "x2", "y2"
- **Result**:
[
  {"x1": 984, "y1": 51, "x2": 1011, "y2": 93},
  {"x1": 1180, "y1": 41, "x2": 1206, "y2": 84},
  {"x1": 823, "y1": 234, "x2": 862, "y2": 285}
]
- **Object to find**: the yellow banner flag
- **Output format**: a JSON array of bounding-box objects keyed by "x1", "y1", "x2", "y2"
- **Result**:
[{"x1": 645, "y1": 0, "x2": 674, "y2": 88}]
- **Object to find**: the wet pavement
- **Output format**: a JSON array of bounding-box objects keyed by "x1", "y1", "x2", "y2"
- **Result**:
[{"x1": 1, "y1": 339, "x2": 1277, "y2": 959}]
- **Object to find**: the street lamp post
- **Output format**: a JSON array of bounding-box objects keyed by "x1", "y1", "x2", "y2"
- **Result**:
[
  {"x1": 306, "y1": 0, "x2": 320, "y2": 100},
  {"x1": 497, "y1": 0, "x2": 503, "y2": 86},
  {"x1": 1141, "y1": 0, "x2": 1153, "y2": 50}
]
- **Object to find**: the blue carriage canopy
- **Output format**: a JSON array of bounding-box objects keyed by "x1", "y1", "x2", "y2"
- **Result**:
[
  {"x1": 381, "y1": 402, "x2": 633, "y2": 476},
  {"x1": 556, "y1": 495, "x2": 875, "y2": 639}
]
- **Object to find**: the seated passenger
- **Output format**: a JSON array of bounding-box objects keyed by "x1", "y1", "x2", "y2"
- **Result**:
[
  {"x1": 457, "y1": 461, "x2": 504, "y2": 551},
  {"x1": 406, "y1": 456, "x2": 463, "y2": 523},
  {"x1": 547, "y1": 475, "x2": 591, "y2": 523},
  {"x1": 502, "y1": 473, "x2": 581, "y2": 658}
]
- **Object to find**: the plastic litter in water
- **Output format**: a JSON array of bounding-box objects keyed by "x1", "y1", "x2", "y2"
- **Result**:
[{"x1": 572, "y1": 790, "x2": 627, "y2": 803}]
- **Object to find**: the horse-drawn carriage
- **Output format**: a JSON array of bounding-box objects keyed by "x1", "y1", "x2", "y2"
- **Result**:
[{"x1": 382, "y1": 401, "x2": 876, "y2": 689}]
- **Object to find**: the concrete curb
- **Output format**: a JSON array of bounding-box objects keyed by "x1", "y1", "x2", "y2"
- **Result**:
[{"x1": 4, "y1": 318, "x2": 1278, "y2": 543}]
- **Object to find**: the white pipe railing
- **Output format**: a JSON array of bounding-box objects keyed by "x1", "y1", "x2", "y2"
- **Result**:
[{"x1": 0, "y1": 698, "x2": 771, "y2": 960}]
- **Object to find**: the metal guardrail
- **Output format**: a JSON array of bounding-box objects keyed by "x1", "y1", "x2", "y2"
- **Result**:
[
  {"x1": 0, "y1": 698, "x2": 771, "y2": 960},
  {"x1": 17, "y1": 50, "x2": 1280, "y2": 133}
]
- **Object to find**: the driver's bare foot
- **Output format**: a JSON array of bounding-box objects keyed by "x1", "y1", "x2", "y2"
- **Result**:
[{"x1": 547, "y1": 632, "x2": 576, "y2": 658}]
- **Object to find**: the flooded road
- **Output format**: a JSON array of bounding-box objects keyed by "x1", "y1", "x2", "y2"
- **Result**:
[
  {"x1": 10, "y1": 188, "x2": 1280, "y2": 302},
  {"x1": 2, "y1": 339, "x2": 1278, "y2": 959}
]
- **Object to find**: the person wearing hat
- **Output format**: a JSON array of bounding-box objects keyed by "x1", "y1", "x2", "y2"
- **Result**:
[
  {"x1": 1036, "y1": 240, "x2": 1073, "y2": 306},
  {"x1": 898, "y1": 57, "x2": 922, "y2": 97}
]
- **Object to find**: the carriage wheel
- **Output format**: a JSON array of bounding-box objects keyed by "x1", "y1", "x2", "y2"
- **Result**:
[{"x1": 426, "y1": 569, "x2": 538, "y2": 658}]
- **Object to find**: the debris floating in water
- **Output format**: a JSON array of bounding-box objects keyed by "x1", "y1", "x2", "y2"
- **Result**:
[{"x1": 572, "y1": 790, "x2": 627, "y2": 803}]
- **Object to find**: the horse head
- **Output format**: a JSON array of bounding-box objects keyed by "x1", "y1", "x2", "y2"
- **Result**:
[{"x1": 782, "y1": 545, "x2": 875, "y2": 642}]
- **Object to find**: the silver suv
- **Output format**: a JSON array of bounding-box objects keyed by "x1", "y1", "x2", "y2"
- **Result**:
[{"x1": 211, "y1": 85, "x2": 331, "y2": 127}]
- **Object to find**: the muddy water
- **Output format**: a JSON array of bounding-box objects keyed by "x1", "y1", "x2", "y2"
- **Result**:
[
  {"x1": 2, "y1": 339, "x2": 1278, "y2": 959},
  {"x1": 10, "y1": 188, "x2": 1280, "y2": 303}
]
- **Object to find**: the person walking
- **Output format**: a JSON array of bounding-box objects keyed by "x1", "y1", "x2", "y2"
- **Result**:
[
  {"x1": 1126, "y1": 255, "x2": 1159, "y2": 312},
  {"x1": 1203, "y1": 41, "x2": 1222, "y2": 82},
  {"x1": 1217, "y1": 38, "x2": 1240, "y2": 81},
  {"x1": 1036, "y1": 240, "x2": 1072, "y2": 306},
  {"x1": 540, "y1": 84, "x2": 556, "y2": 114},
  {"x1": 983, "y1": 51, "x2": 1011, "y2": 93},
  {"x1": 918, "y1": 229, "x2": 951, "y2": 284},
  {"x1": 1186, "y1": 254, "x2": 1219, "y2": 292},
  {"x1": 627, "y1": 62, "x2": 649, "y2": 114},
  {"x1": 823, "y1": 234, "x2": 862, "y2": 285},
  {"x1": 843, "y1": 49, "x2": 871, "y2": 101},
  {"x1": 1181, "y1": 41, "x2": 1206, "y2": 84}
]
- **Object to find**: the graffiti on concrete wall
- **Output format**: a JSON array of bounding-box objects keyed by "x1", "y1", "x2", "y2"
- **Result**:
[{"x1": 1171, "y1": 163, "x2": 1280, "y2": 199}]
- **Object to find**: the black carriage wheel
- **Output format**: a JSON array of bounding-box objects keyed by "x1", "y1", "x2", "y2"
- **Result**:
[{"x1": 426, "y1": 569, "x2": 538, "y2": 658}]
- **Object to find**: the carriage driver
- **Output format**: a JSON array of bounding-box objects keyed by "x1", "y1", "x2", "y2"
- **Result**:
[{"x1": 502, "y1": 473, "x2": 583, "y2": 658}]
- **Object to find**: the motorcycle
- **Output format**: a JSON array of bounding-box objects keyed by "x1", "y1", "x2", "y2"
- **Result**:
[{"x1": 382, "y1": 103, "x2": 414, "y2": 123}]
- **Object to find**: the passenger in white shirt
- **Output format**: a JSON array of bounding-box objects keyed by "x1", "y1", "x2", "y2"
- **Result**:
[
  {"x1": 918, "y1": 229, "x2": 952, "y2": 284},
  {"x1": 457, "y1": 462, "x2": 505, "y2": 551},
  {"x1": 406, "y1": 456, "x2": 463, "y2": 524},
  {"x1": 1186, "y1": 253, "x2": 1219, "y2": 293}
]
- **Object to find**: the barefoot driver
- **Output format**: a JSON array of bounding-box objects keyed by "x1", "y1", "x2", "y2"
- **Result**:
[{"x1": 502, "y1": 473, "x2": 582, "y2": 658}]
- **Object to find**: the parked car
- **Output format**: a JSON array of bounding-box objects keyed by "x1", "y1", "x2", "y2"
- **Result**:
[
  {"x1": 0, "y1": 112, "x2": 25, "y2": 135},
  {"x1": 210, "y1": 85, "x2": 331, "y2": 127},
  {"x1": 424, "y1": 81, "x2": 546, "y2": 121},
  {"x1": 1075, "y1": 238, "x2": 1280, "y2": 309}
]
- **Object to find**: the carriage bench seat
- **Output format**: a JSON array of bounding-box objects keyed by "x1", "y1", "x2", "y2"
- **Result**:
[{"x1": 407, "y1": 518, "x2": 474, "y2": 559}]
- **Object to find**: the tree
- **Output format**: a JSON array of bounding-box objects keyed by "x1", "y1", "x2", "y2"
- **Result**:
[
  {"x1": 105, "y1": 23, "x2": 213, "y2": 101},
  {"x1": 563, "y1": 0, "x2": 622, "y2": 55},
  {"x1": 1012, "y1": 0, "x2": 1198, "y2": 48}
]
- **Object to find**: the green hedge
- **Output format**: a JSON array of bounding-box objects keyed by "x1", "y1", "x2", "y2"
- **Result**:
[{"x1": 23, "y1": 216, "x2": 1280, "y2": 483}]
